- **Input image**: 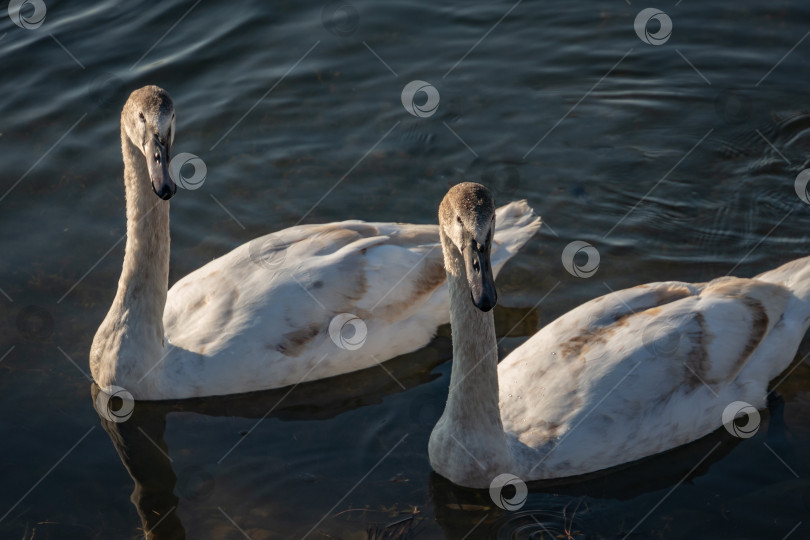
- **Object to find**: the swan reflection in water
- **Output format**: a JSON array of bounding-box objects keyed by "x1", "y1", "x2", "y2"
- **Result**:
[
  {"x1": 91, "y1": 328, "x2": 796, "y2": 539},
  {"x1": 429, "y1": 391, "x2": 799, "y2": 539},
  {"x1": 91, "y1": 337, "x2": 449, "y2": 540}
]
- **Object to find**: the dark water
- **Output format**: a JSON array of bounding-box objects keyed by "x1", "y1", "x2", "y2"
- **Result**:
[{"x1": 2, "y1": 0, "x2": 810, "y2": 538}]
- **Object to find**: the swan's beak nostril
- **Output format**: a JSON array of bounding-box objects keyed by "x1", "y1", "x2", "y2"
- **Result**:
[
  {"x1": 153, "y1": 181, "x2": 174, "y2": 200},
  {"x1": 464, "y1": 240, "x2": 497, "y2": 312},
  {"x1": 146, "y1": 136, "x2": 175, "y2": 200}
]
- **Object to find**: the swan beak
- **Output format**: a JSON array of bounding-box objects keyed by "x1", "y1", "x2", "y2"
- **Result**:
[
  {"x1": 147, "y1": 137, "x2": 176, "y2": 200},
  {"x1": 464, "y1": 241, "x2": 497, "y2": 312}
]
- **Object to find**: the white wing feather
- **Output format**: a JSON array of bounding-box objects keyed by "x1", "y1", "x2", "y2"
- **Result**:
[
  {"x1": 498, "y1": 275, "x2": 802, "y2": 480},
  {"x1": 153, "y1": 202, "x2": 540, "y2": 399}
]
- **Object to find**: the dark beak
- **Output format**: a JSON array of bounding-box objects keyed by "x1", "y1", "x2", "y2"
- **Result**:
[
  {"x1": 146, "y1": 137, "x2": 176, "y2": 200},
  {"x1": 463, "y1": 240, "x2": 497, "y2": 312}
]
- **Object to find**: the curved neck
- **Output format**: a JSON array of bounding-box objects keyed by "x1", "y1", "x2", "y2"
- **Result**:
[
  {"x1": 444, "y1": 257, "x2": 502, "y2": 431},
  {"x1": 117, "y1": 125, "x2": 170, "y2": 331},
  {"x1": 430, "y1": 230, "x2": 511, "y2": 487},
  {"x1": 90, "y1": 120, "x2": 171, "y2": 396}
]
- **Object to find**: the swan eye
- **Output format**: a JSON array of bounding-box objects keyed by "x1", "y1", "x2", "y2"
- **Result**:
[{"x1": 138, "y1": 111, "x2": 145, "y2": 122}]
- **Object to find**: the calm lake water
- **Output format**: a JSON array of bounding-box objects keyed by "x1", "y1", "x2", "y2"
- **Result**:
[{"x1": 2, "y1": 0, "x2": 810, "y2": 538}]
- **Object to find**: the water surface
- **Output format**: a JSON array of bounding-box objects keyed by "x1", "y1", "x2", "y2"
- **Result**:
[{"x1": 2, "y1": 0, "x2": 810, "y2": 538}]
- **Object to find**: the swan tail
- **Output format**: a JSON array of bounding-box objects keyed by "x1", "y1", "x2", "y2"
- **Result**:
[
  {"x1": 755, "y1": 254, "x2": 810, "y2": 334},
  {"x1": 755, "y1": 255, "x2": 810, "y2": 300},
  {"x1": 491, "y1": 200, "x2": 542, "y2": 275}
]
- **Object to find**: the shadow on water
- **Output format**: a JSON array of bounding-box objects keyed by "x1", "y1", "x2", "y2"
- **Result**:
[
  {"x1": 428, "y1": 405, "x2": 794, "y2": 540},
  {"x1": 93, "y1": 389, "x2": 184, "y2": 540},
  {"x1": 91, "y1": 335, "x2": 451, "y2": 539},
  {"x1": 5, "y1": 0, "x2": 810, "y2": 538},
  {"x1": 76, "y1": 306, "x2": 810, "y2": 540},
  {"x1": 95, "y1": 326, "x2": 802, "y2": 540}
]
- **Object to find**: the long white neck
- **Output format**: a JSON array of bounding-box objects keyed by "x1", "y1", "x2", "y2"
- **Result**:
[
  {"x1": 90, "y1": 125, "x2": 170, "y2": 391},
  {"x1": 428, "y1": 231, "x2": 513, "y2": 488},
  {"x1": 118, "y1": 124, "x2": 170, "y2": 320}
]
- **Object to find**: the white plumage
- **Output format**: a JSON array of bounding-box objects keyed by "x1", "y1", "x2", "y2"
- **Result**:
[
  {"x1": 90, "y1": 86, "x2": 542, "y2": 400},
  {"x1": 428, "y1": 182, "x2": 810, "y2": 488},
  {"x1": 156, "y1": 205, "x2": 539, "y2": 399},
  {"x1": 499, "y1": 267, "x2": 809, "y2": 481}
]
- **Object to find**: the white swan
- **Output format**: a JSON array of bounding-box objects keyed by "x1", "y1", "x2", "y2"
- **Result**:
[
  {"x1": 428, "y1": 181, "x2": 810, "y2": 488},
  {"x1": 89, "y1": 87, "x2": 542, "y2": 400}
]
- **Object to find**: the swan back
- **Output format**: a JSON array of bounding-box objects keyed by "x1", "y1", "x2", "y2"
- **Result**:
[
  {"x1": 498, "y1": 276, "x2": 797, "y2": 479},
  {"x1": 153, "y1": 203, "x2": 539, "y2": 399}
]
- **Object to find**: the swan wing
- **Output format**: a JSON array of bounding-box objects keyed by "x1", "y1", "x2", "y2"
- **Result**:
[
  {"x1": 498, "y1": 277, "x2": 793, "y2": 478},
  {"x1": 159, "y1": 202, "x2": 539, "y2": 398},
  {"x1": 162, "y1": 222, "x2": 442, "y2": 393}
]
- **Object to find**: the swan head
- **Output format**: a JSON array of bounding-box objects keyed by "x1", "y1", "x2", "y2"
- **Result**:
[
  {"x1": 122, "y1": 85, "x2": 176, "y2": 200},
  {"x1": 439, "y1": 182, "x2": 498, "y2": 312}
]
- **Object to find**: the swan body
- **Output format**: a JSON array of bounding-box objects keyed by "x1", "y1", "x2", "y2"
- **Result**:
[
  {"x1": 429, "y1": 182, "x2": 810, "y2": 488},
  {"x1": 158, "y1": 206, "x2": 537, "y2": 399},
  {"x1": 90, "y1": 87, "x2": 542, "y2": 400}
]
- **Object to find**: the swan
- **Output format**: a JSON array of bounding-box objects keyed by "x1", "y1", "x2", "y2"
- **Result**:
[
  {"x1": 89, "y1": 86, "x2": 542, "y2": 400},
  {"x1": 428, "y1": 181, "x2": 810, "y2": 488}
]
